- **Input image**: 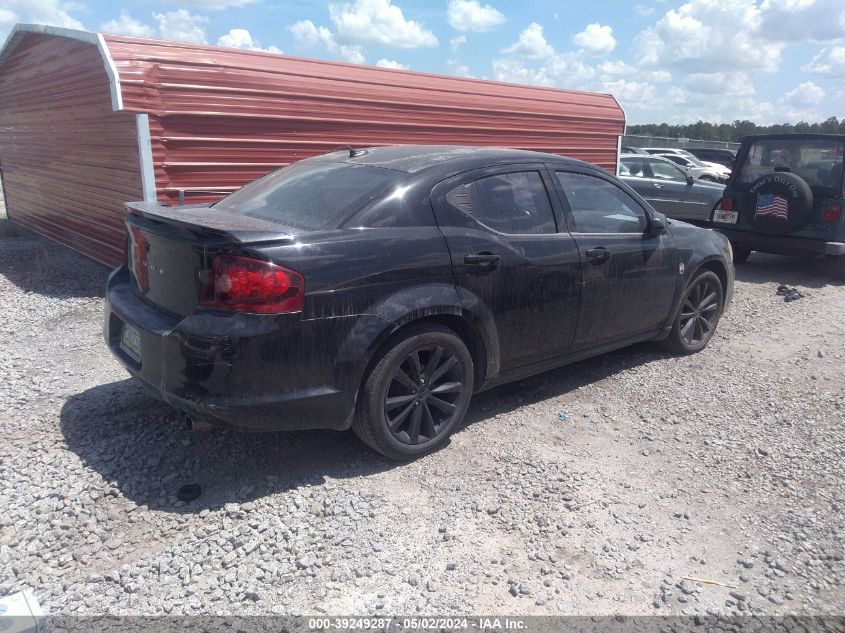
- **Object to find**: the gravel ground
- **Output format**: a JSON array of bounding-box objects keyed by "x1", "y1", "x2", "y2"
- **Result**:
[{"x1": 0, "y1": 197, "x2": 843, "y2": 618}]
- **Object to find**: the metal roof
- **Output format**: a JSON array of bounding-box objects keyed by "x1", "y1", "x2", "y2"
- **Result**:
[{"x1": 0, "y1": 25, "x2": 626, "y2": 266}]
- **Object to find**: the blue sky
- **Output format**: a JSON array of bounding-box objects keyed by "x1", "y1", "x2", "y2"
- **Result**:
[{"x1": 3, "y1": 0, "x2": 845, "y2": 124}]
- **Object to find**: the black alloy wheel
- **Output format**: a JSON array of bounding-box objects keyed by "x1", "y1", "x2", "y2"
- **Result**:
[
  {"x1": 679, "y1": 276, "x2": 720, "y2": 347},
  {"x1": 663, "y1": 270, "x2": 724, "y2": 354},
  {"x1": 384, "y1": 344, "x2": 464, "y2": 445},
  {"x1": 353, "y1": 325, "x2": 474, "y2": 460}
]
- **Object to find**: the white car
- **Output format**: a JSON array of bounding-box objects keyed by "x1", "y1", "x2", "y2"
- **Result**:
[
  {"x1": 654, "y1": 153, "x2": 728, "y2": 182},
  {"x1": 640, "y1": 147, "x2": 731, "y2": 178}
]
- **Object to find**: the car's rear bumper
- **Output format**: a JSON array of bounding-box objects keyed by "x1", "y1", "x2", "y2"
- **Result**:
[
  {"x1": 104, "y1": 266, "x2": 355, "y2": 432},
  {"x1": 716, "y1": 228, "x2": 845, "y2": 256}
]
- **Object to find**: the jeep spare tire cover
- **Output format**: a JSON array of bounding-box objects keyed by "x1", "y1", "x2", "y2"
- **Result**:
[{"x1": 744, "y1": 172, "x2": 813, "y2": 236}]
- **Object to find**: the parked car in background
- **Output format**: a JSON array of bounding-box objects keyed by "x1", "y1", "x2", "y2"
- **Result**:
[
  {"x1": 105, "y1": 146, "x2": 734, "y2": 460},
  {"x1": 688, "y1": 147, "x2": 737, "y2": 170},
  {"x1": 642, "y1": 147, "x2": 698, "y2": 158},
  {"x1": 712, "y1": 134, "x2": 845, "y2": 264},
  {"x1": 619, "y1": 154, "x2": 725, "y2": 222},
  {"x1": 621, "y1": 146, "x2": 649, "y2": 155},
  {"x1": 656, "y1": 153, "x2": 730, "y2": 182}
]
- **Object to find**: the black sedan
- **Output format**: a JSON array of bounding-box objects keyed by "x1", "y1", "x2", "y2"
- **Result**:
[{"x1": 104, "y1": 146, "x2": 734, "y2": 460}]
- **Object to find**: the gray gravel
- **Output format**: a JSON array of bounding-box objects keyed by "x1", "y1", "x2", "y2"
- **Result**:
[{"x1": 0, "y1": 202, "x2": 843, "y2": 616}]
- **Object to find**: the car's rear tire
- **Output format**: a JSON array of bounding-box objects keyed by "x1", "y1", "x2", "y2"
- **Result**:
[
  {"x1": 662, "y1": 271, "x2": 724, "y2": 355},
  {"x1": 731, "y1": 243, "x2": 752, "y2": 264},
  {"x1": 352, "y1": 324, "x2": 474, "y2": 460}
]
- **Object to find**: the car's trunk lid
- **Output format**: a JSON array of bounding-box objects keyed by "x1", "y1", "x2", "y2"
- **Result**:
[{"x1": 124, "y1": 202, "x2": 297, "y2": 317}]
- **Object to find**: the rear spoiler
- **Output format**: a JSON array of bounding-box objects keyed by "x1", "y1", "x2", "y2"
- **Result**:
[{"x1": 125, "y1": 201, "x2": 297, "y2": 244}]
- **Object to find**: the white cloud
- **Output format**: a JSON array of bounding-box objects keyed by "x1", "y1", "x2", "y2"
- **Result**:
[
  {"x1": 167, "y1": 0, "x2": 259, "y2": 9},
  {"x1": 598, "y1": 60, "x2": 672, "y2": 83},
  {"x1": 803, "y1": 46, "x2": 845, "y2": 77},
  {"x1": 101, "y1": 11, "x2": 155, "y2": 38},
  {"x1": 0, "y1": 8, "x2": 18, "y2": 25},
  {"x1": 782, "y1": 81, "x2": 826, "y2": 107},
  {"x1": 217, "y1": 28, "x2": 282, "y2": 53},
  {"x1": 448, "y1": 59, "x2": 473, "y2": 77},
  {"x1": 329, "y1": 0, "x2": 438, "y2": 48},
  {"x1": 288, "y1": 19, "x2": 364, "y2": 63},
  {"x1": 634, "y1": 1, "x2": 784, "y2": 73},
  {"x1": 573, "y1": 23, "x2": 616, "y2": 56},
  {"x1": 492, "y1": 57, "x2": 555, "y2": 87},
  {"x1": 447, "y1": 0, "x2": 505, "y2": 33},
  {"x1": 376, "y1": 58, "x2": 408, "y2": 69},
  {"x1": 289, "y1": 20, "x2": 331, "y2": 48},
  {"x1": 601, "y1": 79, "x2": 658, "y2": 109},
  {"x1": 683, "y1": 71, "x2": 752, "y2": 97},
  {"x1": 759, "y1": 0, "x2": 845, "y2": 42},
  {"x1": 634, "y1": 4, "x2": 655, "y2": 16},
  {"x1": 6, "y1": 0, "x2": 83, "y2": 30},
  {"x1": 502, "y1": 23, "x2": 554, "y2": 60},
  {"x1": 153, "y1": 9, "x2": 208, "y2": 44},
  {"x1": 492, "y1": 51, "x2": 595, "y2": 89},
  {"x1": 450, "y1": 35, "x2": 467, "y2": 51}
]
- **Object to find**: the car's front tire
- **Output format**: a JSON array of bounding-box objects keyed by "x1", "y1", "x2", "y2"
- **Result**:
[
  {"x1": 663, "y1": 270, "x2": 724, "y2": 355},
  {"x1": 353, "y1": 324, "x2": 474, "y2": 460}
]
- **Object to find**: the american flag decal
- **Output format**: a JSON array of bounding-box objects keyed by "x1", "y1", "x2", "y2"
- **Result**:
[{"x1": 755, "y1": 193, "x2": 790, "y2": 221}]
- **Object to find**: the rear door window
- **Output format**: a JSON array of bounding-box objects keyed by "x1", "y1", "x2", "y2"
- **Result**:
[
  {"x1": 647, "y1": 159, "x2": 689, "y2": 182},
  {"x1": 556, "y1": 172, "x2": 648, "y2": 234},
  {"x1": 620, "y1": 157, "x2": 647, "y2": 177},
  {"x1": 445, "y1": 171, "x2": 557, "y2": 234},
  {"x1": 213, "y1": 161, "x2": 400, "y2": 230}
]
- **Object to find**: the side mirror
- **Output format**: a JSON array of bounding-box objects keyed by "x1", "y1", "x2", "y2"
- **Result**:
[
  {"x1": 687, "y1": 175, "x2": 695, "y2": 185},
  {"x1": 650, "y1": 212, "x2": 667, "y2": 236}
]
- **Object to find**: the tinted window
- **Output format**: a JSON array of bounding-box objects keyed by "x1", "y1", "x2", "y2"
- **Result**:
[
  {"x1": 213, "y1": 161, "x2": 399, "y2": 230},
  {"x1": 737, "y1": 138, "x2": 845, "y2": 192},
  {"x1": 556, "y1": 172, "x2": 647, "y2": 234},
  {"x1": 620, "y1": 157, "x2": 647, "y2": 177},
  {"x1": 446, "y1": 171, "x2": 556, "y2": 234},
  {"x1": 648, "y1": 159, "x2": 688, "y2": 182}
]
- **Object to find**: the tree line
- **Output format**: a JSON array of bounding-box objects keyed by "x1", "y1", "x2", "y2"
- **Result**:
[{"x1": 627, "y1": 117, "x2": 845, "y2": 142}]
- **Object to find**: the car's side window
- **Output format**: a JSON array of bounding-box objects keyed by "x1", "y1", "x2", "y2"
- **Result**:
[
  {"x1": 556, "y1": 171, "x2": 648, "y2": 234},
  {"x1": 445, "y1": 171, "x2": 557, "y2": 235},
  {"x1": 648, "y1": 159, "x2": 688, "y2": 182},
  {"x1": 621, "y1": 157, "x2": 646, "y2": 177}
]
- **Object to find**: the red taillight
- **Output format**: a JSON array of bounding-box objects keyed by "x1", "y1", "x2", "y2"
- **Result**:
[
  {"x1": 201, "y1": 254, "x2": 304, "y2": 314},
  {"x1": 822, "y1": 204, "x2": 842, "y2": 223},
  {"x1": 719, "y1": 196, "x2": 734, "y2": 212}
]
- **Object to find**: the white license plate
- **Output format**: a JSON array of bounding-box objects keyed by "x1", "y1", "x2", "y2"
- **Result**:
[
  {"x1": 120, "y1": 323, "x2": 142, "y2": 361},
  {"x1": 713, "y1": 209, "x2": 739, "y2": 224}
]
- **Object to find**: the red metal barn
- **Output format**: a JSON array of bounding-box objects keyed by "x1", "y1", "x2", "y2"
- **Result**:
[{"x1": 0, "y1": 24, "x2": 626, "y2": 268}]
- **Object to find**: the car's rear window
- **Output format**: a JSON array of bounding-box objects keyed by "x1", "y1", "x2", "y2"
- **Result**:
[
  {"x1": 213, "y1": 161, "x2": 399, "y2": 230},
  {"x1": 736, "y1": 138, "x2": 845, "y2": 194}
]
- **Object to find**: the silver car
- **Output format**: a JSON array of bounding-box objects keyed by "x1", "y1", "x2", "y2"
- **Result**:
[{"x1": 618, "y1": 154, "x2": 725, "y2": 222}]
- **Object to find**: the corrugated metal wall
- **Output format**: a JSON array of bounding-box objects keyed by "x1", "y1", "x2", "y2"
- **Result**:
[
  {"x1": 0, "y1": 33, "x2": 142, "y2": 266},
  {"x1": 0, "y1": 27, "x2": 624, "y2": 266},
  {"x1": 103, "y1": 36, "x2": 625, "y2": 205}
]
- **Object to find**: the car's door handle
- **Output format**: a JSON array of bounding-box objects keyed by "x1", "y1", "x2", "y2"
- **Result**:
[
  {"x1": 654, "y1": 183, "x2": 664, "y2": 189},
  {"x1": 585, "y1": 247, "x2": 610, "y2": 264},
  {"x1": 464, "y1": 253, "x2": 501, "y2": 268}
]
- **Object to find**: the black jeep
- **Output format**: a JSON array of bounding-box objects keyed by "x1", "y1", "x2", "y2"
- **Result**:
[{"x1": 712, "y1": 134, "x2": 844, "y2": 264}]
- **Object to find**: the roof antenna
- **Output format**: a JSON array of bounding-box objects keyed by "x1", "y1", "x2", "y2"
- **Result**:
[{"x1": 333, "y1": 144, "x2": 367, "y2": 158}]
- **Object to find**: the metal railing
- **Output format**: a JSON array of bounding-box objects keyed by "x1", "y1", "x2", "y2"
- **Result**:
[{"x1": 623, "y1": 135, "x2": 740, "y2": 151}]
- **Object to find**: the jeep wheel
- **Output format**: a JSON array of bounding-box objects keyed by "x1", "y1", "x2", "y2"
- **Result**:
[{"x1": 731, "y1": 243, "x2": 752, "y2": 264}]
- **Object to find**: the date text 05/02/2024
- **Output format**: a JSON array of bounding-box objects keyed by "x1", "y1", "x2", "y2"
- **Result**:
[{"x1": 308, "y1": 618, "x2": 527, "y2": 630}]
